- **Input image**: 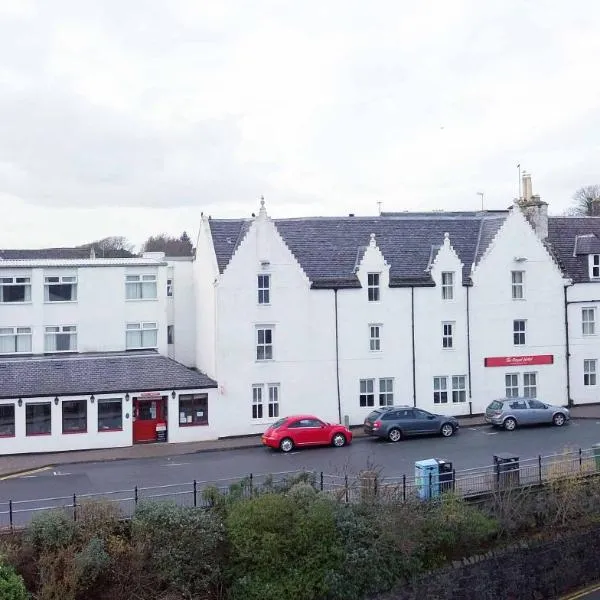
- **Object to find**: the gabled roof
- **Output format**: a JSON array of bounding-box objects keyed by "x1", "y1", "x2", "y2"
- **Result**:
[
  {"x1": 547, "y1": 217, "x2": 600, "y2": 283},
  {"x1": 0, "y1": 351, "x2": 217, "y2": 399},
  {"x1": 209, "y1": 212, "x2": 508, "y2": 288}
]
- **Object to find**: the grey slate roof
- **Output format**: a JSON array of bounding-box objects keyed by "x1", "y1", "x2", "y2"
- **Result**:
[
  {"x1": 0, "y1": 247, "x2": 91, "y2": 260},
  {"x1": 209, "y1": 213, "x2": 508, "y2": 288},
  {"x1": 0, "y1": 351, "x2": 217, "y2": 399},
  {"x1": 548, "y1": 217, "x2": 600, "y2": 283}
]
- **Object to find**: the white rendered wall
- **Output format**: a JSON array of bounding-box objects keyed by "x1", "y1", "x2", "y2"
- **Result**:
[{"x1": 168, "y1": 259, "x2": 196, "y2": 367}]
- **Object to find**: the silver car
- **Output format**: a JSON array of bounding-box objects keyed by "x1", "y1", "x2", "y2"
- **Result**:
[{"x1": 485, "y1": 398, "x2": 570, "y2": 431}]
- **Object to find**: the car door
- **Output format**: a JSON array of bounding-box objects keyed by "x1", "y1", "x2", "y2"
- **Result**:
[
  {"x1": 413, "y1": 409, "x2": 439, "y2": 434},
  {"x1": 508, "y1": 399, "x2": 529, "y2": 424},
  {"x1": 394, "y1": 409, "x2": 419, "y2": 435},
  {"x1": 307, "y1": 418, "x2": 330, "y2": 445},
  {"x1": 527, "y1": 399, "x2": 552, "y2": 424}
]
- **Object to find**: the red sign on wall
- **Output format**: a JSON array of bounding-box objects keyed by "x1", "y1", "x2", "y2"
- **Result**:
[{"x1": 484, "y1": 354, "x2": 554, "y2": 367}]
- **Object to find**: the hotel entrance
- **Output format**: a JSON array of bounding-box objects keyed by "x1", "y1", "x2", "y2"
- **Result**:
[{"x1": 132, "y1": 394, "x2": 167, "y2": 443}]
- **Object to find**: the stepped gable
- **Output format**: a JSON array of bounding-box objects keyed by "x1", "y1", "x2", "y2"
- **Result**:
[{"x1": 210, "y1": 211, "x2": 507, "y2": 288}]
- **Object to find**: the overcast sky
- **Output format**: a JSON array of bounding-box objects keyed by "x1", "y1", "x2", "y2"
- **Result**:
[{"x1": 1, "y1": 0, "x2": 599, "y2": 250}]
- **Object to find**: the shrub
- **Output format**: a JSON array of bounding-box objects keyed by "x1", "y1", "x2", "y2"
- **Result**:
[
  {"x1": 25, "y1": 510, "x2": 76, "y2": 552},
  {"x1": 0, "y1": 560, "x2": 28, "y2": 600},
  {"x1": 132, "y1": 501, "x2": 225, "y2": 599},
  {"x1": 418, "y1": 494, "x2": 499, "y2": 567},
  {"x1": 74, "y1": 537, "x2": 110, "y2": 593},
  {"x1": 76, "y1": 500, "x2": 123, "y2": 543},
  {"x1": 226, "y1": 490, "x2": 342, "y2": 600}
]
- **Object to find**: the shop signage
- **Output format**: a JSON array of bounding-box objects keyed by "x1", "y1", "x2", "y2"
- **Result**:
[
  {"x1": 139, "y1": 391, "x2": 163, "y2": 399},
  {"x1": 484, "y1": 354, "x2": 554, "y2": 367}
]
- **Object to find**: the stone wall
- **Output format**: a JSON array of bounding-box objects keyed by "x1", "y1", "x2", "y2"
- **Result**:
[{"x1": 374, "y1": 526, "x2": 600, "y2": 600}]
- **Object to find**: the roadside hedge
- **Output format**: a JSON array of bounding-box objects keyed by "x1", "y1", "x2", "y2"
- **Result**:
[{"x1": 1, "y1": 472, "x2": 599, "y2": 600}]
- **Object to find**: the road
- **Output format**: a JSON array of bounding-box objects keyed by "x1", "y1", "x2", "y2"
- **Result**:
[{"x1": 1, "y1": 420, "x2": 600, "y2": 526}]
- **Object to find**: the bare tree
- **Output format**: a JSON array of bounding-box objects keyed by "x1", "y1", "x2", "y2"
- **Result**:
[
  {"x1": 570, "y1": 185, "x2": 600, "y2": 216},
  {"x1": 81, "y1": 236, "x2": 136, "y2": 258}
]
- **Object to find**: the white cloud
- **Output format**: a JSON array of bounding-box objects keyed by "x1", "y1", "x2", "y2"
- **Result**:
[{"x1": 1, "y1": 0, "x2": 600, "y2": 248}]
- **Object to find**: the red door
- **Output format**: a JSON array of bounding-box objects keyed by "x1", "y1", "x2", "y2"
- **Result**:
[{"x1": 133, "y1": 397, "x2": 166, "y2": 443}]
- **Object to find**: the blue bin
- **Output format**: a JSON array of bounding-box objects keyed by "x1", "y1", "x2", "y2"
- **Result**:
[{"x1": 415, "y1": 458, "x2": 453, "y2": 499}]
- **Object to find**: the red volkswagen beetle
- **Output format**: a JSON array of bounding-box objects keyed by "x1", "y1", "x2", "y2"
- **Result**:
[{"x1": 261, "y1": 415, "x2": 353, "y2": 453}]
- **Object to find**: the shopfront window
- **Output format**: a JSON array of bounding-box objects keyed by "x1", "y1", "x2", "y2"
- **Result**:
[
  {"x1": 0, "y1": 404, "x2": 15, "y2": 437},
  {"x1": 62, "y1": 400, "x2": 87, "y2": 433},
  {"x1": 179, "y1": 394, "x2": 208, "y2": 426},
  {"x1": 98, "y1": 399, "x2": 123, "y2": 431},
  {"x1": 26, "y1": 403, "x2": 51, "y2": 436}
]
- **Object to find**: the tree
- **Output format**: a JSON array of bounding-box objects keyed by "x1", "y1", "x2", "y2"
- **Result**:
[
  {"x1": 142, "y1": 232, "x2": 194, "y2": 257},
  {"x1": 570, "y1": 185, "x2": 600, "y2": 216},
  {"x1": 80, "y1": 236, "x2": 136, "y2": 258}
]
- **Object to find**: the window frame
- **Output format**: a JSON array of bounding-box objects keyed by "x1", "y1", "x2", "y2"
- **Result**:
[
  {"x1": 513, "y1": 319, "x2": 526, "y2": 345},
  {"x1": 252, "y1": 384, "x2": 264, "y2": 419},
  {"x1": 505, "y1": 373, "x2": 520, "y2": 398},
  {"x1": 44, "y1": 275, "x2": 78, "y2": 303},
  {"x1": 125, "y1": 274, "x2": 158, "y2": 300},
  {"x1": 167, "y1": 278, "x2": 173, "y2": 297},
  {"x1": 97, "y1": 398, "x2": 123, "y2": 432},
  {"x1": 442, "y1": 322, "x2": 454, "y2": 349},
  {"x1": 367, "y1": 273, "x2": 380, "y2": 302},
  {"x1": 0, "y1": 403, "x2": 15, "y2": 437},
  {"x1": 126, "y1": 322, "x2": 159, "y2": 350},
  {"x1": 523, "y1": 372, "x2": 537, "y2": 398},
  {"x1": 452, "y1": 375, "x2": 467, "y2": 403},
  {"x1": 257, "y1": 274, "x2": 271, "y2": 305},
  {"x1": 167, "y1": 325, "x2": 174, "y2": 345},
  {"x1": 441, "y1": 272, "x2": 454, "y2": 300},
  {"x1": 62, "y1": 400, "x2": 87, "y2": 434},
  {"x1": 267, "y1": 383, "x2": 280, "y2": 419},
  {"x1": 584, "y1": 359, "x2": 597, "y2": 386},
  {"x1": 511, "y1": 270, "x2": 525, "y2": 300},
  {"x1": 178, "y1": 393, "x2": 209, "y2": 426},
  {"x1": 590, "y1": 255, "x2": 600, "y2": 279},
  {"x1": 256, "y1": 326, "x2": 274, "y2": 361},
  {"x1": 359, "y1": 378, "x2": 375, "y2": 407},
  {"x1": 0, "y1": 326, "x2": 32, "y2": 355},
  {"x1": 44, "y1": 325, "x2": 77, "y2": 353},
  {"x1": 582, "y1": 307, "x2": 596, "y2": 336},
  {"x1": 0, "y1": 276, "x2": 32, "y2": 303},
  {"x1": 25, "y1": 402, "x2": 52, "y2": 436},
  {"x1": 369, "y1": 324, "x2": 381, "y2": 352},
  {"x1": 433, "y1": 376, "x2": 448, "y2": 404},
  {"x1": 378, "y1": 378, "x2": 394, "y2": 406}
]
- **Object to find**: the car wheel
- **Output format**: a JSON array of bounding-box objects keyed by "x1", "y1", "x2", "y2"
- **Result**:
[
  {"x1": 503, "y1": 417, "x2": 517, "y2": 431},
  {"x1": 553, "y1": 413, "x2": 566, "y2": 427},
  {"x1": 279, "y1": 438, "x2": 294, "y2": 453},
  {"x1": 388, "y1": 428, "x2": 402, "y2": 442},
  {"x1": 441, "y1": 423, "x2": 455, "y2": 437},
  {"x1": 332, "y1": 433, "x2": 346, "y2": 447}
]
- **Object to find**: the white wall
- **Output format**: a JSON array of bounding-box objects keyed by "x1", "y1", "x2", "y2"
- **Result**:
[
  {"x1": 214, "y1": 212, "x2": 338, "y2": 437},
  {"x1": 0, "y1": 262, "x2": 169, "y2": 356},
  {"x1": 168, "y1": 259, "x2": 196, "y2": 366},
  {"x1": 566, "y1": 283, "x2": 600, "y2": 404},
  {"x1": 470, "y1": 209, "x2": 568, "y2": 410},
  {"x1": 168, "y1": 389, "x2": 220, "y2": 443},
  {"x1": 194, "y1": 217, "x2": 219, "y2": 379}
]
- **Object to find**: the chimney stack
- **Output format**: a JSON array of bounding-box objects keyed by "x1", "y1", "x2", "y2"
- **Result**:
[
  {"x1": 518, "y1": 173, "x2": 548, "y2": 240},
  {"x1": 522, "y1": 172, "x2": 532, "y2": 201}
]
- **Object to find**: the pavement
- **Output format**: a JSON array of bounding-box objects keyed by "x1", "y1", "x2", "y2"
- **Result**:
[{"x1": 1, "y1": 404, "x2": 599, "y2": 479}]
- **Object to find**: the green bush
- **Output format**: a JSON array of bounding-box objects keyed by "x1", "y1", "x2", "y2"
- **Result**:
[
  {"x1": 25, "y1": 510, "x2": 77, "y2": 552},
  {"x1": 419, "y1": 494, "x2": 499, "y2": 567},
  {"x1": 226, "y1": 489, "x2": 342, "y2": 600},
  {"x1": 0, "y1": 561, "x2": 28, "y2": 600},
  {"x1": 74, "y1": 537, "x2": 110, "y2": 592},
  {"x1": 132, "y1": 501, "x2": 225, "y2": 599}
]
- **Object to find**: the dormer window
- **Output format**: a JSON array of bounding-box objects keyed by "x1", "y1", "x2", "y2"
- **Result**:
[
  {"x1": 590, "y1": 255, "x2": 600, "y2": 279},
  {"x1": 367, "y1": 273, "x2": 380, "y2": 302}
]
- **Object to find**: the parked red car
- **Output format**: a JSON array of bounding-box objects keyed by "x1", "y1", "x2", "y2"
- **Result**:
[{"x1": 261, "y1": 415, "x2": 353, "y2": 453}]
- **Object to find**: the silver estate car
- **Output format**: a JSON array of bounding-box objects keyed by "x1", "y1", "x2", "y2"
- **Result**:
[{"x1": 485, "y1": 398, "x2": 570, "y2": 431}]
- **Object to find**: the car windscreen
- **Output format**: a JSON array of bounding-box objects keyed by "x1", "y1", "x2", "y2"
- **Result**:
[
  {"x1": 488, "y1": 401, "x2": 503, "y2": 410},
  {"x1": 270, "y1": 418, "x2": 288, "y2": 429}
]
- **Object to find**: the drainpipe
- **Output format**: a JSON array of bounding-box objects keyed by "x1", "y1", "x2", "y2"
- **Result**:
[
  {"x1": 411, "y1": 286, "x2": 417, "y2": 408},
  {"x1": 466, "y1": 284, "x2": 473, "y2": 416},
  {"x1": 334, "y1": 289, "x2": 342, "y2": 423},
  {"x1": 564, "y1": 284, "x2": 573, "y2": 407}
]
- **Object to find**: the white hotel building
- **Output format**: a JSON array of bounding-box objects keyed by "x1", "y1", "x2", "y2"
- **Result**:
[{"x1": 1, "y1": 174, "x2": 600, "y2": 454}]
